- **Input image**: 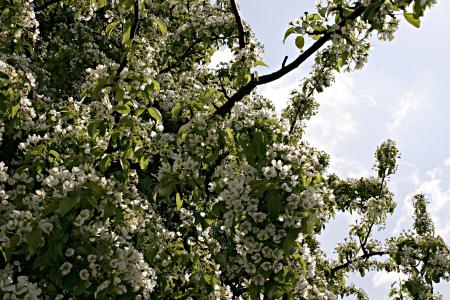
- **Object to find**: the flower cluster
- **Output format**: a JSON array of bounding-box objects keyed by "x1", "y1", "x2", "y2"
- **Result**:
[{"x1": 0, "y1": 0, "x2": 446, "y2": 299}]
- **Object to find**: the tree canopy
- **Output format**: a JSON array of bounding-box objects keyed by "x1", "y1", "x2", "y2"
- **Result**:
[{"x1": 0, "y1": 0, "x2": 448, "y2": 299}]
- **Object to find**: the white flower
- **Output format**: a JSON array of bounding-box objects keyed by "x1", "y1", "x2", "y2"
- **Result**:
[
  {"x1": 79, "y1": 269, "x2": 90, "y2": 280},
  {"x1": 65, "y1": 248, "x2": 75, "y2": 257},
  {"x1": 60, "y1": 262, "x2": 73, "y2": 276}
]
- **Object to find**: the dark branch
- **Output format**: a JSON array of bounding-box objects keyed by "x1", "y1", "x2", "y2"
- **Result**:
[
  {"x1": 230, "y1": 0, "x2": 246, "y2": 49},
  {"x1": 330, "y1": 251, "x2": 387, "y2": 275},
  {"x1": 214, "y1": 5, "x2": 366, "y2": 117},
  {"x1": 282, "y1": 56, "x2": 288, "y2": 68},
  {"x1": 360, "y1": 175, "x2": 386, "y2": 255}
]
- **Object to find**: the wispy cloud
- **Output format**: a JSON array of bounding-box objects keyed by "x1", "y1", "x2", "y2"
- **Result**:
[
  {"x1": 387, "y1": 91, "x2": 427, "y2": 134},
  {"x1": 393, "y1": 158, "x2": 450, "y2": 241},
  {"x1": 372, "y1": 271, "x2": 407, "y2": 288}
]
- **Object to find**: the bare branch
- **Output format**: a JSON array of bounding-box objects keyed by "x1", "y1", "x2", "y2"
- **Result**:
[
  {"x1": 282, "y1": 56, "x2": 289, "y2": 68},
  {"x1": 214, "y1": 5, "x2": 366, "y2": 117},
  {"x1": 330, "y1": 251, "x2": 387, "y2": 275},
  {"x1": 230, "y1": 0, "x2": 246, "y2": 49}
]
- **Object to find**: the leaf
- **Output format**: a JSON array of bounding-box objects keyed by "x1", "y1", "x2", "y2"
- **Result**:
[
  {"x1": 283, "y1": 27, "x2": 296, "y2": 43},
  {"x1": 154, "y1": 18, "x2": 168, "y2": 35},
  {"x1": 295, "y1": 36, "x2": 305, "y2": 49},
  {"x1": 106, "y1": 21, "x2": 120, "y2": 36},
  {"x1": 171, "y1": 102, "x2": 181, "y2": 120},
  {"x1": 99, "y1": 155, "x2": 111, "y2": 172},
  {"x1": 122, "y1": 21, "x2": 132, "y2": 44},
  {"x1": 254, "y1": 60, "x2": 268, "y2": 67},
  {"x1": 87, "y1": 121, "x2": 98, "y2": 137},
  {"x1": 151, "y1": 79, "x2": 160, "y2": 93},
  {"x1": 265, "y1": 189, "x2": 283, "y2": 221},
  {"x1": 176, "y1": 192, "x2": 183, "y2": 210},
  {"x1": 119, "y1": 0, "x2": 134, "y2": 10},
  {"x1": 148, "y1": 107, "x2": 162, "y2": 122},
  {"x1": 113, "y1": 103, "x2": 130, "y2": 114},
  {"x1": 26, "y1": 227, "x2": 43, "y2": 253},
  {"x1": 135, "y1": 107, "x2": 146, "y2": 117},
  {"x1": 57, "y1": 196, "x2": 78, "y2": 216},
  {"x1": 96, "y1": 0, "x2": 106, "y2": 8},
  {"x1": 11, "y1": 103, "x2": 20, "y2": 118},
  {"x1": 48, "y1": 150, "x2": 60, "y2": 160},
  {"x1": 211, "y1": 201, "x2": 226, "y2": 217},
  {"x1": 139, "y1": 155, "x2": 149, "y2": 170},
  {"x1": 404, "y1": 13, "x2": 421, "y2": 28},
  {"x1": 282, "y1": 229, "x2": 298, "y2": 254}
]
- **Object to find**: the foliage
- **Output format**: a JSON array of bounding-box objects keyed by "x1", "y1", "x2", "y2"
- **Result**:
[{"x1": 0, "y1": 0, "x2": 448, "y2": 299}]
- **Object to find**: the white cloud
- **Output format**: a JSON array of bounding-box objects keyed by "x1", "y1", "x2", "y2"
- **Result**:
[
  {"x1": 444, "y1": 156, "x2": 450, "y2": 167},
  {"x1": 305, "y1": 74, "x2": 359, "y2": 152},
  {"x1": 259, "y1": 72, "x2": 303, "y2": 113},
  {"x1": 393, "y1": 160, "x2": 450, "y2": 241},
  {"x1": 387, "y1": 91, "x2": 429, "y2": 134},
  {"x1": 372, "y1": 271, "x2": 407, "y2": 288},
  {"x1": 328, "y1": 156, "x2": 370, "y2": 178}
]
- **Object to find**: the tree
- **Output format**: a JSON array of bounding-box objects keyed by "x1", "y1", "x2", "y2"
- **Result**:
[{"x1": 0, "y1": 0, "x2": 448, "y2": 299}]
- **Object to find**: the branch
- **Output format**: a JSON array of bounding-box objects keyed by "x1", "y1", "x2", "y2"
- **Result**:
[
  {"x1": 359, "y1": 175, "x2": 386, "y2": 255},
  {"x1": 330, "y1": 251, "x2": 387, "y2": 275},
  {"x1": 214, "y1": 5, "x2": 366, "y2": 117},
  {"x1": 230, "y1": 0, "x2": 246, "y2": 49}
]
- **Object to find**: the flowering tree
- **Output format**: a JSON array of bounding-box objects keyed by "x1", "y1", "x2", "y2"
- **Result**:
[{"x1": 0, "y1": 0, "x2": 448, "y2": 299}]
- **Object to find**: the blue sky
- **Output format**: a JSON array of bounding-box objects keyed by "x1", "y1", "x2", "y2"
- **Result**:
[{"x1": 213, "y1": 0, "x2": 450, "y2": 298}]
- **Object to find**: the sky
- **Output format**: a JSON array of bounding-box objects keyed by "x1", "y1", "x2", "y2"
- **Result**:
[{"x1": 212, "y1": 1, "x2": 450, "y2": 298}]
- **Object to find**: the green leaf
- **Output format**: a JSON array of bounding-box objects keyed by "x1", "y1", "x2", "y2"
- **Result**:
[
  {"x1": 139, "y1": 155, "x2": 149, "y2": 170},
  {"x1": 283, "y1": 229, "x2": 298, "y2": 254},
  {"x1": 295, "y1": 36, "x2": 305, "y2": 49},
  {"x1": 106, "y1": 21, "x2": 120, "y2": 36},
  {"x1": 176, "y1": 192, "x2": 183, "y2": 210},
  {"x1": 99, "y1": 155, "x2": 111, "y2": 172},
  {"x1": 148, "y1": 107, "x2": 162, "y2": 122},
  {"x1": 265, "y1": 189, "x2": 283, "y2": 221},
  {"x1": 404, "y1": 13, "x2": 421, "y2": 28},
  {"x1": 254, "y1": 60, "x2": 268, "y2": 67},
  {"x1": 135, "y1": 107, "x2": 146, "y2": 117},
  {"x1": 171, "y1": 102, "x2": 181, "y2": 120},
  {"x1": 57, "y1": 196, "x2": 77, "y2": 216},
  {"x1": 87, "y1": 121, "x2": 98, "y2": 137},
  {"x1": 122, "y1": 21, "x2": 132, "y2": 44},
  {"x1": 96, "y1": 0, "x2": 106, "y2": 8},
  {"x1": 48, "y1": 150, "x2": 60, "y2": 160},
  {"x1": 154, "y1": 18, "x2": 168, "y2": 35},
  {"x1": 283, "y1": 27, "x2": 296, "y2": 43},
  {"x1": 26, "y1": 227, "x2": 43, "y2": 253},
  {"x1": 119, "y1": 0, "x2": 134, "y2": 10},
  {"x1": 151, "y1": 79, "x2": 160, "y2": 93},
  {"x1": 11, "y1": 103, "x2": 20, "y2": 118},
  {"x1": 113, "y1": 103, "x2": 130, "y2": 114}
]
